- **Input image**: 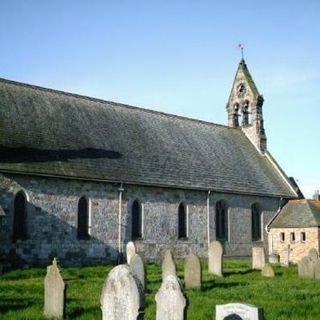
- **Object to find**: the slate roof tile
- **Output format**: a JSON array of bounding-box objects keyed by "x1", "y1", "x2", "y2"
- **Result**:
[
  {"x1": 270, "y1": 200, "x2": 320, "y2": 228},
  {"x1": 0, "y1": 78, "x2": 296, "y2": 197}
]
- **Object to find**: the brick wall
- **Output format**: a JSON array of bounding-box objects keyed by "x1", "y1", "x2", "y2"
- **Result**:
[
  {"x1": 0, "y1": 173, "x2": 280, "y2": 266},
  {"x1": 269, "y1": 227, "x2": 320, "y2": 264}
]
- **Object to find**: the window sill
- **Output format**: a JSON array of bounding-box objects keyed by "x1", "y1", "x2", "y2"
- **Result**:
[
  {"x1": 178, "y1": 237, "x2": 189, "y2": 241},
  {"x1": 132, "y1": 237, "x2": 143, "y2": 241},
  {"x1": 77, "y1": 237, "x2": 91, "y2": 241}
]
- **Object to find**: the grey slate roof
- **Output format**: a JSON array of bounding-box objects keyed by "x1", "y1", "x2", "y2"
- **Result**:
[
  {"x1": 270, "y1": 200, "x2": 320, "y2": 228},
  {"x1": 0, "y1": 78, "x2": 297, "y2": 197}
]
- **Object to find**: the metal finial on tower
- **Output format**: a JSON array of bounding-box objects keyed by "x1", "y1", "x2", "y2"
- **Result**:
[{"x1": 238, "y1": 43, "x2": 244, "y2": 60}]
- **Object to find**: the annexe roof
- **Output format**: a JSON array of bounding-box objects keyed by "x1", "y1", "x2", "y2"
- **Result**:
[
  {"x1": 270, "y1": 200, "x2": 320, "y2": 228},
  {"x1": 0, "y1": 78, "x2": 296, "y2": 198}
]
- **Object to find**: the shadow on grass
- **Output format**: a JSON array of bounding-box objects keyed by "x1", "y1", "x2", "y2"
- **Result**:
[
  {"x1": 67, "y1": 306, "x2": 99, "y2": 318},
  {"x1": 201, "y1": 280, "x2": 244, "y2": 292},
  {"x1": 223, "y1": 269, "x2": 254, "y2": 277},
  {"x1": 0, "y1": 297, "x2": 37, "y2": 313}
]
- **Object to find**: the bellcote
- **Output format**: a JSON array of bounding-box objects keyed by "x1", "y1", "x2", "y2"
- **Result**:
[{"x1": 226, "y1": 59, "x2": 267, "y2": 153}]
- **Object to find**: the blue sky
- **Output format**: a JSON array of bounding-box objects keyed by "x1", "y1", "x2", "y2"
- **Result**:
[{"x1": 0, "y1": 1, "x2": 319, "y2": 197}]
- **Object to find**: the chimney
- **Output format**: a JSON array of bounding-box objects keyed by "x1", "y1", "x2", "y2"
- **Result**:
[{"x1": 313, "y1": 190, "x2": 320, "y2": 201}]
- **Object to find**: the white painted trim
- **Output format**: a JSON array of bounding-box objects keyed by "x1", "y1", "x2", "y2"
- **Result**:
[
  {"x1": 241, "y1": 126, "x2": 263, "y2": 154},
  {"x1": 265, "y1": 151, "x2": 298, "y2": 197},
  {"x1": 186, "y1": 204, "x2": 189, "y2": 238},
  {"x1": 260, "y1": 211, "x2": 264, "y2": 242},
  {"x1": 141, "y1": 202, "x2": 144, "y2": 238},
  {"x1": 268, "y1": 233, "x2": 273, "y2": 255},
  {"x1": 227, "y1": 208, "x2": 231, "y2": 242},
  {"x1": 88, "y1": 198, "x2": 92, "y2": 236}
]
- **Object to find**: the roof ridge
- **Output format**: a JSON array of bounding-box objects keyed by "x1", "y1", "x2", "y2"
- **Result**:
[
  {"x1": 0, "y1": 76, "x2": 234, "y2": 130},
  {"x1": 305, "y1": 200, "x2": 319, "y2": 225}
]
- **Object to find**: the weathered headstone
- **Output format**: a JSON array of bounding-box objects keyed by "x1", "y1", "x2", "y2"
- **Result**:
[
  {"x1": 100, "y1": 264, "x2": 143, "y2": 320},
  {"x1": 216, "y1": 303, "x2": 264, "y2": 320},
  {"x1": 162, "y1": 249, "x2": 176, "y2": 279},
  {"x1": 130, "y1": 253, "x2": 145, "y2": 290},
  {"x1": 252, "y1": 247, "x2": 265, "y2": 270},
  {"x1": 126, "y1": 241, "x2": 136, "y2": 264},
  {"x1": 269, "y1": 253, "x2": 280, "y2": 264},
  {"x1": 208, "y1": 241, "x2": 223, "y2": 276},
  {"x1": 261, "y1": 263, "x2": 275, "y2": 278},
  {"x1": 184, "y1": 253, "x2": 201, "y2": 289},
  {"x1": 298, "y1": 256, "x2": 314, "y2": 279},
  {"x1": 155, "y1": 274, "x2": 186, "y2": 320},
  {"x1": 308, "y1": 248, "x2": 319, "y2": 263},
  {"x1": 44, "y1": 258, "x2": 65, "y2": 319},
  {"x1": 314, "y1": 260, "x2": 320, "y2": 279}
]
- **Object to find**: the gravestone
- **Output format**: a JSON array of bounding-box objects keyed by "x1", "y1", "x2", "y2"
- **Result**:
[
  {"x1": 208, "y1": 241, "x2": 223, "y2": 276},
  {"x1": 216, "y1": 303, "x2": 264, "y2": 320},
  {"x1": 162, "y1": 249, "x2": 176, "y2": 279},
  {"x1": 100, "y1": 264, "x2": 143, "y2": 320},
  {"x1": 261, "y1": 263, "x2": 275, "y2": 278},
  {"x1": 252, "y1": 247, "x2": 265, "y2": 270},
  {"x1": 269, "y1": 253, "x2": 280, "y2": 264},
  {"x1": 130, "y1": 253, "x2": 145, "y2": 290},
  {"x1": 184, "y1": 253, "x2": 201, "y2": 289},
  {"x1": 281, "y1": 245, "x2": 293, "y2": 267},
  {"x1": 44, "y1": 257, "x2": 65, "y2": 319},
  {"x1": 298, "y1": 256, "x2": 314, "y2": 279},
  {"x1": 155, "y1": 274, "x2": 186, "y2": 320},
  {"x1": 308, "y1": 248, "x2": 319, "y2": 263},
  {"x1": 314, "y1": 260, "x2": 320, "y2": 279},
  {"x1": 126, "y1": 241, "x2": 137, "y2": 264}
]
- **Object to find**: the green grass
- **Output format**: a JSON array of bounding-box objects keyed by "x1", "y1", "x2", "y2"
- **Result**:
[{"x1": 1, "y1": 260, "x2": 320, "y2": 319}]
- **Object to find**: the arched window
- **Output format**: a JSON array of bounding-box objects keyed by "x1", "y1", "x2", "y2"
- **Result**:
[
  {"x1": 251, "y1": 203, "x2": 262, "y2": 241},
  {"x1": 13, "y1": 190, "x2": 27, "y2": 241},
  {"x1": 132, "y1": 200, "x2": 142, "y2": 240},
  {"x1": 216, "y1": 200, "x2": 228, "y2": 240},
  {"x1": 77, "y1": 196, "x2": 89, "y2": 239},
  {"x1": 178, "y1": 203, "x2": 187, "y2": 239}
]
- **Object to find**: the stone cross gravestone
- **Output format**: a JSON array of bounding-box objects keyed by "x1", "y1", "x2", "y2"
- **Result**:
[
  {"x1": 261, "y1": 263, "x2": 275, "y2": 278},
  {"x1": 130, "y1": 253, "x2": 146, "y2": 290},
  {"x1": 184, "y1": 253, "x2": 201, "y2": 289},
  {"x1": 155, "y1": 274, "x2": 186, "y2": 320},
  {"x1": 281, "y1": 245, "x2": 292, "y2": 267},
  {"x1": 100, "y1": 264, "x2": 143, "y2": 320},
  {"x1": 44, "y1": 257, "x2": 65, "y2": 319},
  {"x1": 216, "y1": 303, "x2": 264, "y2": 320},
  {"x1": 162, "y1": 249, "x2": 176, "y2": 279},
  {"x1": 208, "y1": 241, "x2": 223, "y2": 276},
  {"x1": 126, "y1": 241, "x2": 137, "y2": 264},
  {"x1": 252, "y1": 247, "x2": 265, "y2": 270}
]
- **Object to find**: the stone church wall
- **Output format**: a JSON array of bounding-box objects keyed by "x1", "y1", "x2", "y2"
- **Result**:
[{"x1": 0, "y1": 173, "x2": 280, "y2": 266}]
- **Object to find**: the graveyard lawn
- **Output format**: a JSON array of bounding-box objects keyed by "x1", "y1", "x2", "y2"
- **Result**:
[{"x1": 1, "y1": 260, "x2": 320, "y2": 319}]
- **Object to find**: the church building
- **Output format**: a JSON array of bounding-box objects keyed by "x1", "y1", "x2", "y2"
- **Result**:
[{"x1": 0, "y1": 60, "x2": 298, "y2": 266}]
